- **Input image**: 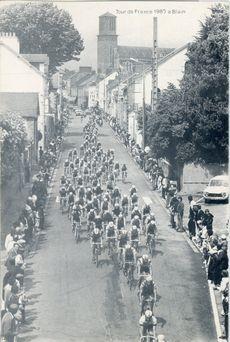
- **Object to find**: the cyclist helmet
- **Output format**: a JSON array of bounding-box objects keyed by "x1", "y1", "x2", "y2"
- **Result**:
[
  {"x1": 65, "y1": 159, "x2": 68, "y2": 163},
  {"x1": 61, "y1": 186, "x2": 65, "y2": 190},
  {"x1": 221, "y1": 234, "x2": 227, "y2": 240},
  {"x1": 143, "y1": 254, "x2": 149, "y2": 260},
  {"x1": 150, "y1": 220, "x2": 156, "y2": 224},
  {"x1": 134, "y1": 215, "x2": 139, "y2": 220},
  {"x1": 90, "y1": 208, "x2": 94, "y2": 212},
  {"x1": 145, "y1": 310, "x2": 153, "y2": 318},
  {"x1": 126, "y1": 243, "x2": 131, "y2": 249},
  {"x1": 123, "y1": 194, "x2": 128, "y2": 198},
  {"x1": 115, "y1": 203, "x2": 119, "y2": 207},
  {"x1": 94, "y1": 228, "x2": 100, "y2": 234},
  {"x1": 109, "y1": 221, "x2": 114, "y2": 227},
  {"x1": 69, "y1": 192, "x2": 73, "y2": 196},
  {"x1": 132, "y1": 225, "x2": 138, "y2": 230},
  {"x1": 121, "y1": 229, "x2": 127, "y2": 235},
  {"x1": 119, "y1": 213, "x2": 123, "y2": 218},
  {"x1": 131, "y1": 185, "x2": 136, "y2": 189},
  {"x1": 146, "y1": 275, "x2": 152, "y2": 282},
  {"x1": 72, "y1": 205, "x2": 76, "y2": 210}
]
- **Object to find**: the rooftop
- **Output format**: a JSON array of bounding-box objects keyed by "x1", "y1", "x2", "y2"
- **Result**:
[
  {"x1": 118, "y1": 46, "x2": 174, "y2": 61},
  {"x1": 99, "y1": 12, "x2": 116, "y2": 17},
  {"x1": 22, "y1": 54, "x2": 49, "y2": 64}
]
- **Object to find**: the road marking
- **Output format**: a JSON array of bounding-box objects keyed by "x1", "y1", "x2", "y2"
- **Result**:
[
  {"x1": 208, "y1": 281, "x2": 223, "y2": 341},
  {"x1": 142, "y1": 196, "x2": 153, "y2": 205}
]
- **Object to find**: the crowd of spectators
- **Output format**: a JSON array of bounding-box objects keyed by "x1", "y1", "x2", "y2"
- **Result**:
[
  {"x1": 1, "y1": 128, "x2": 66, "y2": 341},
  {"x1": 106, "y1": 114, "x2": 229, "y2": 340}
]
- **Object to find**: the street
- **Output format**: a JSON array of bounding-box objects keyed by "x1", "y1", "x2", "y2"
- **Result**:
[{"x1": 18, "y1": 115, "x2": 217, "y2": 342}]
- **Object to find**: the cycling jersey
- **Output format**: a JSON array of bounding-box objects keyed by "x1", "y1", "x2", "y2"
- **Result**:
[
  {"x1": 139, "y1": 260, "x2": 151, "y2": 274},
  {"x1": 117, "y1": 217, "x2": 125, "y2": 229},
  {"x1": 121, "y1": 165, "x2": 127, "y2": 171},
  {"x1": 77, "y1": 178, "x2": 83, "y2": 186},
  {"x1": 118, "y1": 235, "x2": 128, "y2": 247},
  {"x1": 132, "y1": 218, "x2": 141, "y2": 228},
  {"x1": 124, "y1": 249, "x2": 135, "y2": 261},
  {"x1": 94, "y1": 217, "x2": 102, "y2": 229},
  {"x1": 147, "y1": 223, "x2": 156, "y2": 235},
  {"x1": 130, "y1": 188, "x2": 137, "y2": 196},
  {"x1": 64, "y1": 161, "x2": 69, "y2": 167},
  {"x1": 59, "y1": 189, "x2": 67, "y2": 197},
  {"x1": 122, "y1": 198, "x2": 128, "y2": 206},
  {"x1": 131, "y1": 229, "x2": 139, "y2": 240},
  {"x1": 73, "y1": 170, "x2": 78, "y2": 177},
  {"x1": 103, "y1": 212, "x2": 113, "y2": 223},
  {"x1": 86, "y1": 203, "x2": 93, "y2": 212},
  {"x1": 68, "y1": 194, "x2": 75, "y2": 204},
  {"x1": 140, "y1": 281, "x2": 155, "y2": 297},
  {"x1": 113, "y1": 207, "x2": 121, "y2": 217},
  {"x1": 72, "y1": 210, "x2": 81, "y2": 222},
  {"x1": 114, "y1": 163, "x2": 119, "y2": 170},
  {"x1": 88, "y1": 212, "x2": 95, "y2": 221},
  {"x1": 131, "y1": 194, "x2": 138, "y2": 203},
  {"x1": 86, "y1": 191, "x2": 93, "y2": 201},
  {"x1": 102, "y1": 201, "x2": 109, "y2": 211},
  {"x1": 79, "y1": 188, "x2": 85, "y2": 198},
  {"x1": 92, "y1": 233, "x2": 101, "y2": 243},
  {"x1": 107, "y1": 227, "x2": 115, "y2": 237}
]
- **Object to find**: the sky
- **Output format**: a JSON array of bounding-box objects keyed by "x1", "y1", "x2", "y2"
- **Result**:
[
  {"x1": 0, "y1": 1, "x2": 219, "y2": 70},
  {"x1": 56, "y1": 1, "x2": 215, "y2": 69}
]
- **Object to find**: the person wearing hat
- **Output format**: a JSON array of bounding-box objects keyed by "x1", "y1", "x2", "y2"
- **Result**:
[
  {"x1": 5, "y1": 244, "x2": 19, "y2": 272},
  {"x1": 1, "y1": 303, "x2": 18, "y2": 342}
]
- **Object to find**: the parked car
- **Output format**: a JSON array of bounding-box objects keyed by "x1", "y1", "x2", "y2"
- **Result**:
[{"x1": 203, "y1": 175, "x2": 229, "y2": 203}]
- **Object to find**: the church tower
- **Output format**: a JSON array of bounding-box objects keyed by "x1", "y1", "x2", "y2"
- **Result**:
[{"x1": 97, "y1": 13, "x2": 118, "y2": 75}]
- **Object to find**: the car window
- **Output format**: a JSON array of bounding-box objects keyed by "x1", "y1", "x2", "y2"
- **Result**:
[{"x1": 209, "y1": 179, "x2": 228, "y2": 187}]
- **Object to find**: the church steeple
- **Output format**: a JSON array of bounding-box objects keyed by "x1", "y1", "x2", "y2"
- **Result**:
[{"x1": 97, "y1": 12, "x2": 118, "y2": 74}]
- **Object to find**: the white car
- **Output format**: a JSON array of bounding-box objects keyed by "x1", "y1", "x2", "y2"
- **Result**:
[{"x1": 203, "y1": 175, "x2": 229, "y2": 202}]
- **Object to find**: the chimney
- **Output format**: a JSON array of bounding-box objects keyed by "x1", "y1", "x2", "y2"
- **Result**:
[
  {"x1": 0, "y1": 32, "x2": 20, "y2": 53},
  {"x1": 79, "y1": 66, "x2": 92, "y2": 73}
]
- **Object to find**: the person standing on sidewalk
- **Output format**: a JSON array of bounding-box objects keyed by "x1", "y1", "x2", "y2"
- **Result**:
[
  {"x1": 1, "y1": 303, "x2": 19, "y2": 342},
  {"x1": 187, "y1": 195, "x2": 196, "y2": 239},
  {"x1": 169, "y1": 195, "x2": 179, "y2": 229},
  {"x1": 176, "y1": 196, "x2": 184, "y2": 232}
]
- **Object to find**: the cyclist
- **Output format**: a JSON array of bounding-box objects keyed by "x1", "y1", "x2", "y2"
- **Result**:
[
  {"x1": 114, "y1": 161, "x2": 120, "y2": 179},
  {"x1": 102, "y1": 210, "x2": 114, "y2": 231},
  {"x1": 59, "y1": 186, "x2": 67, "y2": 209},
  {"x1": 106, "y1": 179, "x2": 114, "y2": 193},
  {"x1": 116, "y1": 213, "x2": 125, "y2": 231},
  {"x1": 64, "y1": 159, "x2": 69, "y2": 176},
  {"x1": 113, "y1": 203, "x2": 122, "y2": 220},
  {"x1": 121, "y1": 195, "x2": 129, "y2": 216},
  {"x1": 92, "y1": 196, "x2": 100, "y2": 214},
  {"x1": 68, "y1": 191, "x2": 75, "y2": 217},
  {"x1": 121, "y1": 163, "x2": 127, "y2": 176},
  {"x1": 111, "y1": 187, "x2": 121, "y2": 206},
  {"x1": 68, "y1": 150, "x2": 73, "y2": 162},
  {"x1": 60, "y1": 175, "x2": 67, "y2": 186},
  {"x1": 73, "y1": 148, "x2": 78, "y2": 159},
  {"x1": 139, "y1": 276, "x2": 157, "y2": 314},
  {"x1": 130, "y1": 185, "x2": 137, "y2": 197},
  {"x1": 72, "y1": 204, "x2": 81, "y2": 234},
  {"x1": 101, "y1": 198, "x2": 109, "y2": 213},
  {"x1": 91, "y1": 228, "x2": 102, "y2": 262},
  {"x1": 138, "y1": 254, "x2": 152, "y2": 287},
  {"x1": 79, "y1": 185, "x2": 85, "y2": 199},
  {"x1": 69, "y1": 161, "x2": 74, "y2": 175},
  {"x1": 146, "y1": 220, "x2": 157, "y2": 245},
  {"x1": 139, "y1": 309, "x2": 157, "y2": 340},
  {"x1": 77, "y1": 175, "x2": 83, "y2": 189},
  {"x1": 86, "y1": 187, "x2": 93, "y2": 201},
  {"x1": 143, "y1": 204, "x2": 151, "y2": 224},
  {"x1": 131, "y1": 192, "x2": 139, "y2": 210},
  {"x1": 118, "y1": 229, "x2": 129, "y2": 263},
  {"x1": 131, "y1": 205, "x2": 142, "y2": 220},
  {"x1": 131, "y1": 215, "x2": 141, "y2": 230},
  {"x1": 87, "y1": 208, "x2": 96, "y2": 232},
  {"x1": 130, "y1": 225, "x2": 140, "y2": 248},
  {"x1": 73, "y1": 168, "x2": 78, "y2": 184},
  {"x1": 123, "y1": 243, "x2": 136, "y2": 275},
  {"x1": 94, "y1": 214, "x2": 103, "y2": 231},
  {"x1": 106, "y1": 221, "x2": 117, "y2": 254}
]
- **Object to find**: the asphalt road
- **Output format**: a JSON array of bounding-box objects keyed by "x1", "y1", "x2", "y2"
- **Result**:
[{"x1": 18, "y1": 115, "x2": 216, "y2": 342}]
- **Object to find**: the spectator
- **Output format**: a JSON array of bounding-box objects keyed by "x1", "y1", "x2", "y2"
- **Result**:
[
  {"x1": 161, "y1": 176, "x2": 169, "y2": 200},
  {"x1": 207, "y1": 246, "x2": 218, "y2": 285},
  {"x1": 220, "y1": 286, "x2": 229, "y2": 340},
  {"x1": 202, "y1": 209, "x2": 214, "y2": 236},
  {"x1": 1, "y1": 303, "x2": 19, "y2": 342},
  {"x1": 169, "y1": 194, "x2": 179, "y2": 229},
  {"x1": 176, "y1": 196, "x2": 184, "y2": 232},
  {"x1": 166, "y1": 185, "x2": 175, "y2": 209},
  {"x1": 187, "y1": 195, "x2": 196, "y2": 239}
]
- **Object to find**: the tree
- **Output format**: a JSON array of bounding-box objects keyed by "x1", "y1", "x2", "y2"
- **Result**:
[
  {"x1": 180, "y1": 4, "x2": 228, "y2": 164},
  {"x1": 0, "y1": 113, "x2": 27, "y2": 183},
  {"x1": 145, "y1": 84, "x2": 194, "y2": 166},
  {"x1": 0, "y1": 2, "x2": 84, "y2": 73}
]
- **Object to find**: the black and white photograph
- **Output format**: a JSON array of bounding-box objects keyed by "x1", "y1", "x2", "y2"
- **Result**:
[{"x1": 0, "y1": 1, "x2": 229, "y2": 341}]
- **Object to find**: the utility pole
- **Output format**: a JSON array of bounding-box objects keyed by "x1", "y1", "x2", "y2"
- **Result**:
[
  {"x1": 142, "y1": 69, "x2": 146, "y2": 149},
  {"x1": 151, "y1": 17, "x2": 158, "y2": 112}
]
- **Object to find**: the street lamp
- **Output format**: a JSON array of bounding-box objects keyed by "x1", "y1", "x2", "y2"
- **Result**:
[{"x1": 129, "y1": 58, "x2": 146, "y2": 148}]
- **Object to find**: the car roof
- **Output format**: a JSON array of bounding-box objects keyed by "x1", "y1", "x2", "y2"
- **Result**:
[{"x1": 210, "y1": 175, "x2": 229, "y2": 181}]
